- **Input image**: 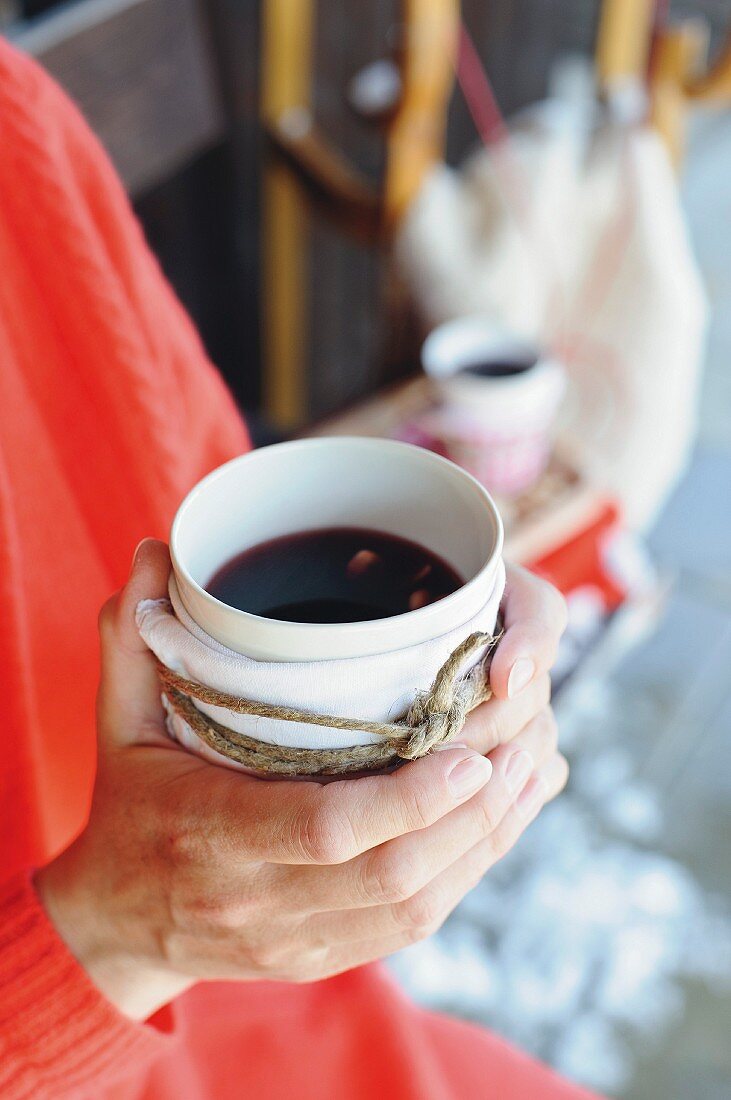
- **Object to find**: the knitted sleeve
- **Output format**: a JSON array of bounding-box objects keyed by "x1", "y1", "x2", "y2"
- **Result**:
[{"x1": 0, "y1": 873, "x2": 169, "y2": 1099}]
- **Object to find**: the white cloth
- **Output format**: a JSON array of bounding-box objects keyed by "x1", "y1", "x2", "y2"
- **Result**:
[
  {"x1": 397, "y1": 101, "x2": 708, "y2": 530},
  {"x1": 136, "y1": 560, "x2": 505, "y2": 770}
]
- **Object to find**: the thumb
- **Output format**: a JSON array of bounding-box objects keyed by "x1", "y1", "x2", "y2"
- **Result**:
[{"x1": 97, "y1": 538, "x2": 171, "y2": 745}]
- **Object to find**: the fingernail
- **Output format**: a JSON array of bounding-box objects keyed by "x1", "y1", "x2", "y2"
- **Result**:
[
  {"x1": 508, "y1": 658, "x2": 535, "y2": 698},
  {"x1": 434, "y1": 741, "x2": 468, "y2": 752},
  {"x1": 130, "y1": 538, "x2": 151, "y2": 573},
  {"x1": 448, "y1": 755, "x2": 493, "y2": 799},
  {"x1": 505, "y1": 749, "x2": 533, "y2": 794},
  {"x1": 517, "y1": 776, "x2": 546, "y2": 818}
]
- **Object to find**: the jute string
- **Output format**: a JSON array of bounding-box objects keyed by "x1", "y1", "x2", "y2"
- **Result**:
[{"x1": 158, "y1": 628, "x2": 502, "y2": 777}]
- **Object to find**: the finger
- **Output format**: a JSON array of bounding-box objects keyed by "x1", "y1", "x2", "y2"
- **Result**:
[
  {"x1": 435, "y1": 751, "x2": 569, "y2": 906},
  {"x1": 98, "y1": 538, "x2": 172, "y2": 743},
  {"x1": 269, "y1": 758, "x2": 570, "y2": 981},
  {"x1": 535, "y1": 750, "x2": 569, "y2": 803},
  {"x1": 324, "y1": 752, "x2": 569, "y2": 950},
  {"x1": 195, "y1": 696, "x2": 557, "y2": 881},
  {"x1": 486, "y1": 706, "x2": 558, "y2": 774},
  {"x1": 214, "y1": 746, "x2": 493, "y2": 866},
  {"x1": 490, "y1": 564, "x2": 568, "y2": 701},
  {"x1": 288, "y1": 740, "x2": 534, "y2": 916},
  {"x1": 463, "y1": 751, "x2": 569, "y2": 876},
  {"x1": 459, "y1": 673, "x2": 551, "y2": 755}
]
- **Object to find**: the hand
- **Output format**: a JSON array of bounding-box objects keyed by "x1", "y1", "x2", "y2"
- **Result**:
[
  {"x1": 459, "y1": 561, "x2": 569, "y2": 791},
  {"x1": 36, "y1": 543, "x2": 568, "y2": 1022}
]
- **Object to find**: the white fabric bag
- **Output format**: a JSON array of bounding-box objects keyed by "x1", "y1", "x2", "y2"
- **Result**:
[{"x1": 397, "y1": 101, "x2": 708, "y2": 529}]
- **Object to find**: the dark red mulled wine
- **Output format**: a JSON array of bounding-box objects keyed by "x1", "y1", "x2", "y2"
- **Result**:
[
  {"x1": 460, "y1": 355, "x2": 537, "y2": 378},
  {"x1": 206, "y1": 526, "x2": 463, "y2": 624}
]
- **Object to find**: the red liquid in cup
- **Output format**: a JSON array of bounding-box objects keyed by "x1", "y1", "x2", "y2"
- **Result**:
[
  {"x1": 459, "y1": 356, "x2": 537, "y2": 378},
  {"x1": 206, "y1": 526, "x2": 463, "y2": 624}
]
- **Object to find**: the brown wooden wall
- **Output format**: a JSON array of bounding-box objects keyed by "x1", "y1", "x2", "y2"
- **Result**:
[{"x1": 3, "y1": 0, "x2": 728, "y2": 433}]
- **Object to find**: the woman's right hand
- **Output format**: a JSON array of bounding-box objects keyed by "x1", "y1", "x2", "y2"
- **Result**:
[{"x1": 35, "y1": 540, "x2": 566, "y2": 1022}]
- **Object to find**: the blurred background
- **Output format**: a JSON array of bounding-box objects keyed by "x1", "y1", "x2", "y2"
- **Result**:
[{"x1": 3, "y1": 1, "x2": 730, "y2": 1096}]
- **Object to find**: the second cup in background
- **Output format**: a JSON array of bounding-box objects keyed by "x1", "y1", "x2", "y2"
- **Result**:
[{"x1": 421, "y1": 316, "x2": 567, "y2": 497}]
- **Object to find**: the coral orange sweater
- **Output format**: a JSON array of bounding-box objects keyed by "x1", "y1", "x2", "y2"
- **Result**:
[{"x1": 0, "y1": 37, "x2": 596, "y2": 1100}]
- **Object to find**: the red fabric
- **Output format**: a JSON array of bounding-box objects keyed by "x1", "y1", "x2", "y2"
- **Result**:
[
  {"x1": 0, "y1": 874, "x2": 169, "y2": 1098},
  {"x1": 528, "y1": 502, "x2": 627, "y2": 611},
  {"x1": 0, "y1": 37, "x2": 596, "y2": 1100}
]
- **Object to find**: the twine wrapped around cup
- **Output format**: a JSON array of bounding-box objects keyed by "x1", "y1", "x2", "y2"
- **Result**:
[{"x1": 156, "y1": 628, "x2": 502, "y2": 776}]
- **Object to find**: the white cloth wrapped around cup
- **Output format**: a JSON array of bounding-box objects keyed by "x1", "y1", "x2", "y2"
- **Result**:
[
  {"x1": 136, "y1": 560, "x2": 505, "y2": 773},
  {"x1": 150, "y1": 438, "x2": 506, "y2": 773}
]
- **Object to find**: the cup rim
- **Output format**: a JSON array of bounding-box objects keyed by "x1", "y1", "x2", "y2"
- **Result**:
[
  {"x1": 169, "y1": 437, "x2": 504, "y2": 659},
  {"x1": 421, "y1": 314, "x2": 560, "y2": 389}
]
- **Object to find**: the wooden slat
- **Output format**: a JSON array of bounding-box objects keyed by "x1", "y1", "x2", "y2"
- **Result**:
[
  {"x1": 261, "y1": 0, "x2": 314, "y2": 428},
  {"x1": 383, "y1": 0, "x2": 458, "y2": 231},
  {"x1": 595, "y1": 0, "x2": 653, "y2": 89},
  {"x1": 12, "y1": 0, "x2": 225, "y2": 195},
  {"x1": 650, "y1": 22, "x2": 710, "y2": 168},
  {"x1": 267, "y1": 121, "x2": 380, "y2": 243},
  {"x1": 686, "y1": 31, "x2": 731, "y2": 100}
]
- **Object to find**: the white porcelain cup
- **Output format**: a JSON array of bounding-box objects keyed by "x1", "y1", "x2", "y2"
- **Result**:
[
  {"x1": 421, "y1": 316, "x2": 566, "y2": 496},
  {"x1": 170, "y1": 437, "x2": 504, "y2": 663}
]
